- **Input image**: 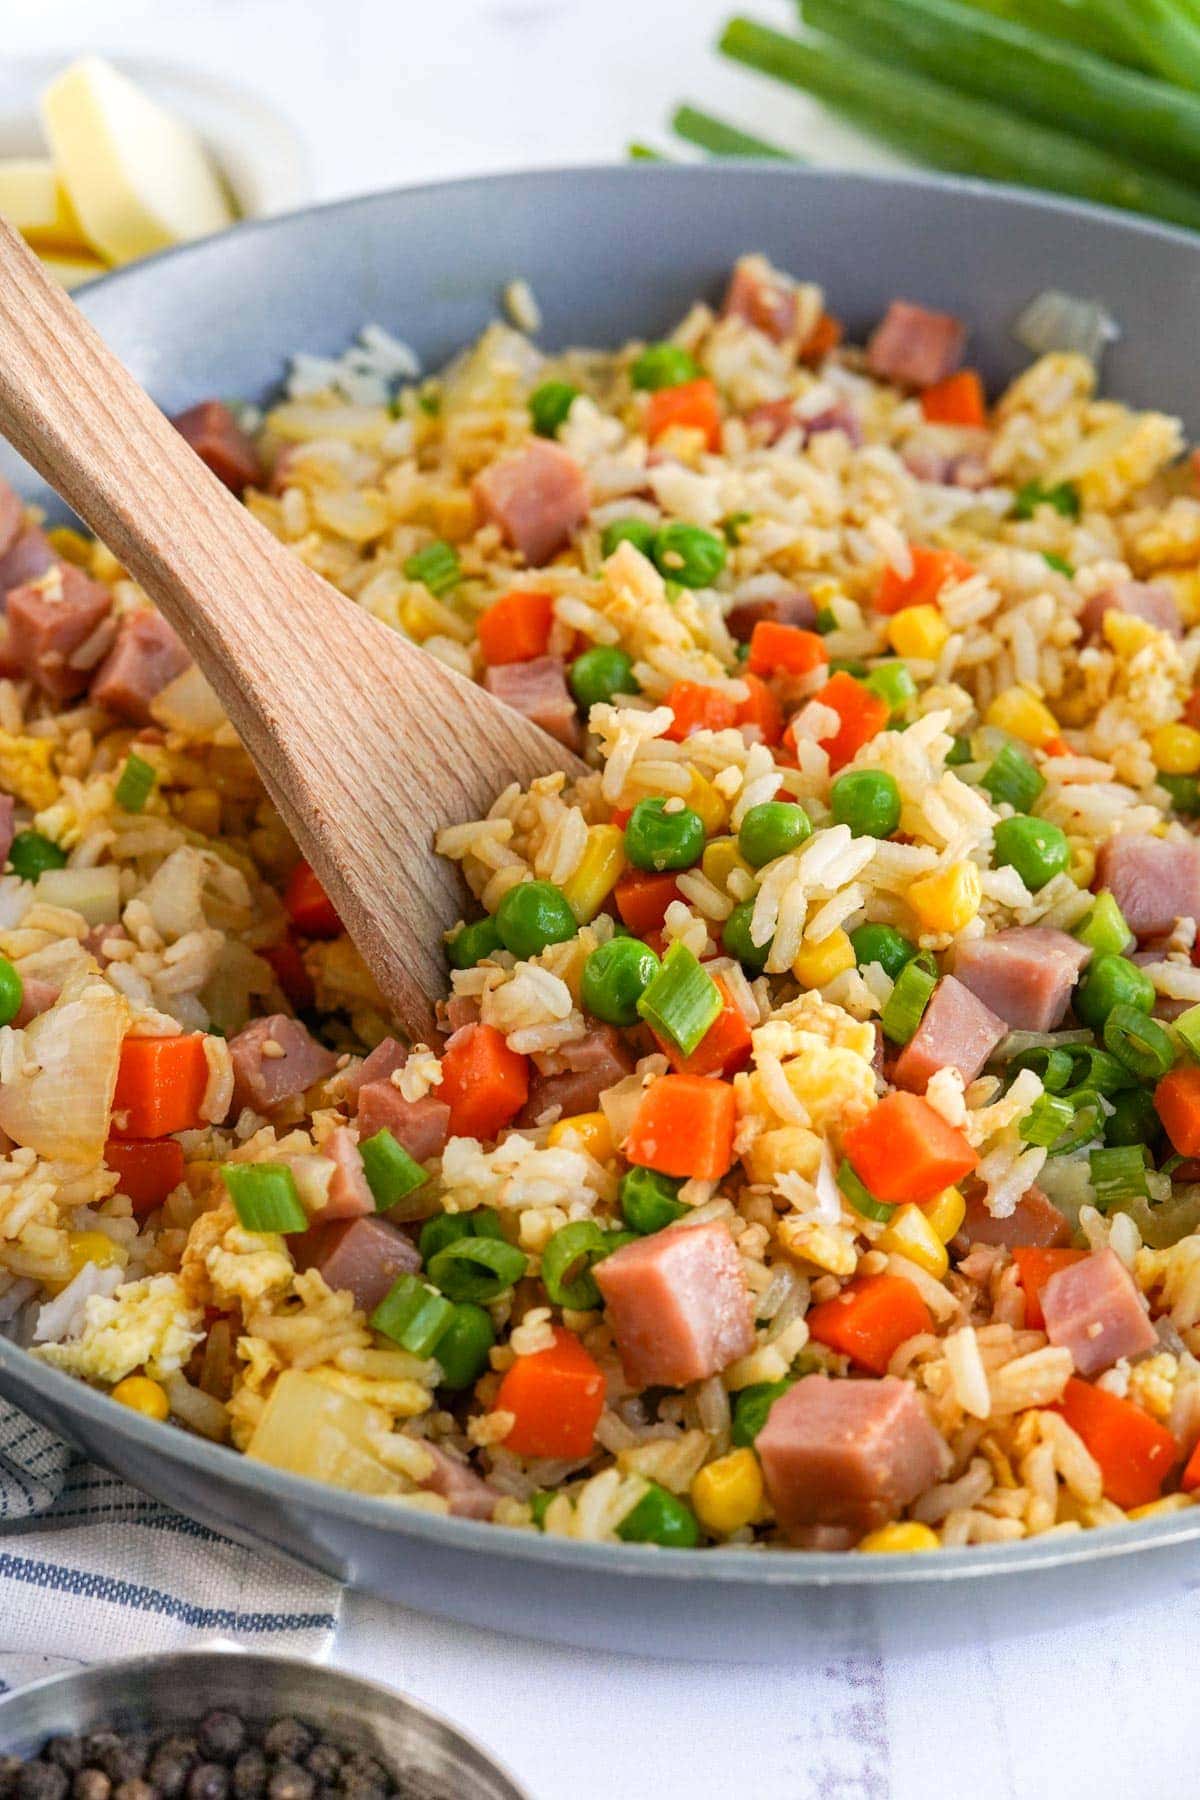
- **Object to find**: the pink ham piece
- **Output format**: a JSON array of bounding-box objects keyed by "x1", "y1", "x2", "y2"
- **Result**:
[
  {"x1": 342, "y1": 1035, "x2": 408, "y2": 1107},
  {"x1": 756, "y1": 1374, "x2": 948, "y2": 1537},
  {"x1": 960, "y1": 1183, "x2": 1070, "y2": 1249},
  {"x1": 743, "y1": 399, "x2": 861, "y2": 449},
  {"x1": 14, "y1": 977, "x2": 59, "y2": 1027},
  {"x1": 296, "y1": 1215, "x2": 421, "y2": 1314},
  {"x1": 171, "y1": 400, "x2": 262, "y2": 495},
  {"x1": 0, "y1": 477, "x2": 21, "y2": 562},
  {"x1": 420, "y1": 1444, "x2": 498, "y2": 1520},
  {"x1": 228, "y1": 1013, "x2": 338, "y2": 1115},
  {"x1": 892, "y1": 975, "x2": 1006, "y2": 1093},
  {"x1": 90, "y1": 611, "x2": 190, "y2": 723},
  {"x1": 4, "y1": 566, "x2": 114, "y2": 700},
  {"x1": 518, "y1": 1025, "x2": 634, "y2": 1126},
  {"x1": 0, "y1": 527, "x2": 54, "y2": 598},
  {"x1": 442, "y1": 994, "x2": 481, "y2": 1033},
  {"x1": 317, "y1": 1127, "x2": 374, "y2": 1221},
  {"x1": 1041, "y1": 1247, "x2": 1157, "y2": 1377},
  {"x1": 725, "y1": 588, "x2": 817, "y2": 643},
  {"x1": 357, "y1": 1081, "x2": 451, "y2": 1163},
  {"x1": 722, "y1": 256, "x2": 799, "y2": 343},
  {"x1": 867, "y1": 300, "x2": 967, "y2": 389},
  {"x1": 473, "y1": 440, "x2": 589, "y2": 565},
  {"x1": 1080, "y1": 579, "x2": 1182, "y2": 641},
  {"x1": 1093, "y1": 835, "x2": 1200, "y2": 940},
  {"x1": 594, "y1": 1218, "x2": 755, "y2": 1388},
  {"x1": 483, "y1": 655, "x2": 581, "y2": 751},
  {"x1": 952, "y1": 927, "x2": 1092, "y2": 1032},
  {"x1": 0, "y1": 795, "x2": 14, "y2": 869}
]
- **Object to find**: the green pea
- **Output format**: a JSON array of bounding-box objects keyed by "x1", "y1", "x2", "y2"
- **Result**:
[
  {"x1": 620, "y1": 1166, "x2": 688, "y2": 1234},
  {"x1": 737, "y1": 801, "x2": 813, "y2": 868},
  {"x1": 650, "y1": 522, "x2": 727, "y2": 590},
  {"x1": 623, "y1": 797, "x2": 705, "y2": 873},
  {"x1": 830, "y1": 770, "x2": 902, "y2": 839},
  {"x1": 631, "y1": 343, "x2": 701, "y2": 391},
  {"x1": 0, "y1": 956, "x2": 22, "y2": 1029},
  {"x1": 616, "y1": 1481, "x2": 700, "y2": 1547},
  {"x1": 447, "y1": 916, "x2": 504, "y2": 970},
  {"x1": 600, "y1": 517, "x2": 657, "y2": 560},
  {"x1": 8, "y1": 831, "x2": 66, "y2": 882},
  {"x1": 581, "y1": 937, "x2": 661, "y2": 1026},
  {"x1": 529, "y1": 379, "x2": 579, "y2": 438},
  {"x1": 494, "y1": 880, "x2": 578, "y2": 959},
  {"x1": 1159, "y1": 773, "x2": 1200, "y2": 818},
  {"x1": 722, "y1": 899, "x2": 771, "y2": 972},
  {"x1": 1104, "y1": 1086, "x2": 1163, "y2": 1150},
  {"x1": 1073, "y1": 954, "x2": 1155, "y2": 1033},
  {"x1": 992, "y1": 815, "x2": 1071, "y2": 891},
  {"x1": 569, "y1": 646, "x2": 639, "y2": 710},
  {"x1": 1013, "y1": 479, "x2": 1080, "y2": 521},
  {"x1": 849, "y1": 923, "x2": 917, "y2": 981},
  {"x1": 864, "y1": 662, "x2": 917, "y2": 717}
]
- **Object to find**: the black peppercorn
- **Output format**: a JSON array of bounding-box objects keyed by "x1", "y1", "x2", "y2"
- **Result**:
[
  {"x1": 194, "y1": 1720, "x2": 242, "y2": 1770},
  {"x1": 184, "y1": 1765, "x2": 227, "y2": 1800},
  {"x1": 265, "y1": 1763, "x2": 312, "y2": 1800},
  {"x1": 228, "y1": 1751, "x2": 265, "y2": 1800},
  {"x1": 0, "y1": 1757, "x2": 25, "y2": 1799},
  {"x1": 43, "y1": 1744, "x2": 82, "y2": 1778},
  {"x1": 16, "y1": 1764, "x2": 69, "y2": 1800},
  {"x1": 299, "y1": 1750, "x2": 338, "y2": 1790},
  {"x1": 113, "y1": 1779, "x2": 154, "y2": 1800},
  {"x1": 259, "y1": 1728, "x2": 308, "y2": 1769},
  {"x1": 145, "y1": 1740, "x2": 196, "y2": 1800},
  {"x1": 71, "y1": 1771, "x2": 110, "y2": 1800}
]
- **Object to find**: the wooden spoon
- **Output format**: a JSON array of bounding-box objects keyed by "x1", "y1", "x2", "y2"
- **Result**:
[{"x1": 0, "y1": 217, "x2": 585, "y2": 1044}]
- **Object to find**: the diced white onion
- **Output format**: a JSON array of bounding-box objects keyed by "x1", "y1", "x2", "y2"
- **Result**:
[
  {"x1": 1014, "y1": 289, "x2": 1119, "y2": 364},
  {"x1": 35, "y1": 865, "x2": 121, "y2": 925}
]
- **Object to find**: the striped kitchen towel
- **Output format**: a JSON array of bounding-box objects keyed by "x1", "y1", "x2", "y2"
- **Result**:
[{"x1": 0, "y1": 1397, "x2": 341, "y2": 1689}]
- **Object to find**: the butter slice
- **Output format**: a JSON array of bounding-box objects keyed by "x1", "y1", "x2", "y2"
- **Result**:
[
  {"x1": 40, "y1": 56, "x2": 234, "y2": 265},
  {"x1": 0, "y1": 159, "x2": 87, "y2": 251},
  {"x1": 40, "y1": 251, "x2": 107, "y2": 292}
]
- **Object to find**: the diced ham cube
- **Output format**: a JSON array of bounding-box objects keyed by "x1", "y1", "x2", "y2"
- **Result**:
[
  {"x1": 1080, "y1": 580, "x2": 1182, "y2": 641},
  {"x1": 756, "y1": 1374, "x2": 948, "y2": 1537},
  {"x1": 892, "y1": 975, "x2": 1006, "y2": 1093},
  {"x1": 0, "y1": 527, "x2": 54, "y2": 598},
  {"x1": 318, "y1": 1126, "x2": 374, "y2": 1221},
  {"x1": 228, "y1": 1013, "x2": 338, "y2": 1114},
  {"x1": 1041, "y1": 1247, "x2": 1157, "y2": 1377},
  {"x1": 0, "y1": 795, "x2": 14, "y2": 869},
  {"x1": 296, "y1": 1215, "x2": 421, "y2": 1314},
  {"x1": 1094, "y1": 835, "x2": 1200, "y2": 940},
  {"x1": 90, "y1": 611, "x2": 190, "y2": 723},
  {"x1": 357, "y1": 1080, "x2": 451, "y2": 1163},
  {"x1": 725, "y1": 587, "x2": 817, "y2": 643},
  {"x1": 442, "y1": 994, "x2": 482, "y2": 1033},
  {"x1": 593, "y1": 1218, "x2": 754, "y2": 1388},
  {"x1": 171, "y1": 400, "x2": 263, "y2": 495},
  {"x1": 420, "y1": 1444, "x2": 498, "y2": 1520},
  {"x1": 5, "y1": 565, "x2": 114, "y2": 699},
  {"x1": 343, "y1": 1035, "x2": 408, "y2": 1107},
  {"x1": 743, "y1": 400, "x2": 861, "y2": 450},
  {"x1": 0, "y1": 477, "x2": 21, "y2": 562},
  {"x1": 473, "y1": 440, "x2": 589, "y2": 565},
  {"x1": 953, "y1": 927, "x2": 1091, "y2": 1032},
  {"x1": 518, "y1": 1025, "x2": 635, "y2": 1126},
  {"x1": 14, "y1": 977, "x2": 59, "y2": 1027},
  {"x1": 960, "y1": 1182, "x2": 1070, "y2": 1249},
  {"x1": 722, "y1": 255, "x2": 800, "y2": 343},
  {"x1": 867, "y1": 300, "x2": 967, "y2": 389},
  {"x1": 483, "y1": 654, "x2": 581, "y2": 751}
]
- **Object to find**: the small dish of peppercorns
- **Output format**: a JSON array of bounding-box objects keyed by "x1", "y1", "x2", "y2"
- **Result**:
[{"x1": 0, "y1": 1654, "x2": 524, "y2": 1800}]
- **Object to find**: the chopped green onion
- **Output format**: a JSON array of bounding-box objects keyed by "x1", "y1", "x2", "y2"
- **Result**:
[
  {"x1": 1013, "y1": 479, "x2": 1081, "y2": 520},
  {"x1": 1105, "y1": 1086, "x2": 1162, "y2": 1150},
  {"x1": 426, "y1": 1235, "x2": 527, "y2": 1303},
  {"x1": 1103, "y1": 1004, "x2": 1177, "y2": 1082},
  {"x1": 945, "y1": 734, "x2": 972, "y2": 767},
  {"x1": 541, "y1": 1220, "x2": 609, "y2": 1310},
  {"x1": 8, "y1": 831, "x2": 66, "y2": 881},
  {"x1": 721, "y1": 511, "x2": 753, "y2": 545},
  {"x1": 360, "y1": 1128, "x2": 428, "y2": 1211},
  {"x1": 1045, "y1": 1095, "x2": 1104, "y2": 1156},
  {"x1": 1089, "y1": 1143, "x2": 1151, "y2": 1210},
  {"x1": 370, "y1": 1273, "x2": 454, "y2": 1356},
  {"x1": 864, "y1": 661, "x2": 917, "y2": 716},
  {"x1": 1019, "y1": 1092, "x2": 1076, "y2": 1148},
  {"x1": 1159, "y1": 773, "x2": 1200, "y2": 818},
  {"x1": 980, "y1": 742, "x2": 1046, "y2": 811},
  {"x1": 418, "y1": 1207, "x2": 505, "y2": 1264},
  {"x1": 221, "y1": 1163, "x2": 308, "y2": 1234},
  {"x1": 1043, "y1": 552, "x2": 1075, "y2": 578},
  {"x1": 530, "y1": 1491, "x2": 554, "y2": 1528},
  {"x1": 837, "y1": 1157, "x2": 895, "y2": 1223},
  {"x1": 671, "y1": 103, "x2": 796, "y2": 161},
  {"x1": 114, "y1": 752, "x2": 157, "y2": 813},
  {"x1": 1176, "y1": 1004, "x2": 1200, "y2": 1062},
  {"x1": 403, "y1": 540, "x2": 461, "y2": 597},
  {"x1": 1074, "y1": 890, "x2": 1133, "y2": 959},
  {"x1": 1008, "y1": 1045, "x2": 1076, "y2": 1093},
  {"x1": 434, "y1": 1303, "x2": 495, "y2": 1390},
  {"x1": 881, "y1": 958, "x2": 937, "y2": 1045},
  {"x1": 731, "y1": 1379, "x2": 793, "y2": 1447},
  {"x1": 813, "y1": 606, "x2": 838, "y2": 635},
  {"x1": 636, "y1": 940, "x2": 723, "y2": 1056}
]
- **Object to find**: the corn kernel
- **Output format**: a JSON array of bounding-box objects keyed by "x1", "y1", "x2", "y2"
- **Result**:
[
  {"x1": 877, "y1": 1204, "x2": 949, "y2": 1279},
  {"x1": 546, "y1": 1111, "x2": 614, "y2": 1161},
  {"x1": 1163, "y1": 568, "x2": 1200, "y2": 628},
  {"x1": 701, "y1": 836, "x2": 753, "y2": 893},
  {"x1": 985, "y1": 686, "x2": 1058, "y2": 748},
  {"x1": 887, "y1": 604, "x2": 949, "y2": 662},
  {"x1": 1150, "y1": 723, "x2": 1200, "y2": 776},
  {"x1": 45, "y1": 1230, "x2": 125, "y2": 1296},
  {"x1": 176, "y1": 788, "x2": 222, "y2": 836},
  {"x1": 46, "y1": 526, "x2": 92, "y2": 567},
  {"x1": 89, "y1": 543, "x2": 124, "y2": 584},
  {"x1": 924, "y1": 1185, "x2": 966, "y2": 1244},
  {"x1": 686, "y1": 768, "x2": 728, "y2": 836},
  {"x1": 858, "y1": 1521, "x2": 940, "y2": 1554},
  {"x1": 691, "y1": 1448, "x2": 764, "y2": 1536},
  {"x1": 908, "y1": 860, "x2": 981, "y2": 934},
  {"x1": 110, "y1": 1375, "x2": 170, "y2": 1422},
  {"x1": 791, "y1": 928, "x2": 856, "y2": 988},
  {"x1": 1103, "y1": 610, "x2": 1158, "y2": 657},
  {"x1": 1127, "y1": 1494, "x2": 1194, "y2": 1520},
  {"x1": 1070, "y1": 841, "x2": 1095, "y2": 889},
  {"x1": 561, "y1": 825, "x2": 626, "y2": 924}
]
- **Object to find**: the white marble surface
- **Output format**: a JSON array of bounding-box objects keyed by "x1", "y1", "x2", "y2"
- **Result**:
[{"x1": 6, "y1": 4, "x2": 1200, "y2": 1794}]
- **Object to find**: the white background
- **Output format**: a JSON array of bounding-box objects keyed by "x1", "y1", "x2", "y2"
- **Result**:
[{"x1": 8, "y1": 3, "x2": 1200, "y2": 1794}]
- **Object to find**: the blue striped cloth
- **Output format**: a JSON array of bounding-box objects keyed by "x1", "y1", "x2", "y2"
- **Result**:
[{"x1": 0, "y1": 1397, "x2": 341, "y2": 1685}]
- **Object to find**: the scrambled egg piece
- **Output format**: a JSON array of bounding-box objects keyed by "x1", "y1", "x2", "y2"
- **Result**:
[
  {"x1": 0, "y1": 732, "x2": 57, "y2": 811},
  {"x1": 180, "y1": 1198, "x2": 293, "y2": 1309},
  {"x1": 737, "y1": 992, "x2": 877, "y2": 1139},
  {"x1": 34, "y1": 1274, "x2": 201, "y2": 1384}
]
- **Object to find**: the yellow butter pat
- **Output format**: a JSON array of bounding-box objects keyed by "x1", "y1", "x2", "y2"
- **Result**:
[{"x1": 0, "y1": 158, "x2": 87, "y2": 251}]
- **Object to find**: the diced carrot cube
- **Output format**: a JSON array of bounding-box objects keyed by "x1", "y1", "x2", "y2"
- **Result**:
[
  {"x1": 477, "y1": 590, "x2": 555, "y2": 665},
  {"x1": 625, "y1": 1073, "x2": 737, "y2": 1181},
  {"x1": 111, "y1": 1035, "x2": 211, "y2": 1140}
]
